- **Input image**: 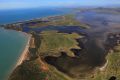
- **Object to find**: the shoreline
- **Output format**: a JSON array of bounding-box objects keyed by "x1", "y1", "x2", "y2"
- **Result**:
[
  {"x1": 99, "y1": 60, "x2": 108, "y2": 71},
  {"x1": 0, "y1": 13, "x2": 69, "y2": 26},
  {"x1": 15, "y1": 32, "x2": 31, "y2": 67},
  {"x1": 6, "y1": 31, "x2": 32, "y2": 80}
]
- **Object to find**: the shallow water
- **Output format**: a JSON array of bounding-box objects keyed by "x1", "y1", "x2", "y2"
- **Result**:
[{"x1": 0, "y1": 28, "x2": 29, "y2": 80}]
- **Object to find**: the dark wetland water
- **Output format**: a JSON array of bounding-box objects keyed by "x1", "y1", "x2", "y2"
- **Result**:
[{"x1": 43, "y1": 10, "x2": 120, "y2": 77}]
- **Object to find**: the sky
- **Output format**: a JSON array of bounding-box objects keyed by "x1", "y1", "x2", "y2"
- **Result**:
[{"x1": 0, "y1": 0, "x2": 120, "y2": 10}]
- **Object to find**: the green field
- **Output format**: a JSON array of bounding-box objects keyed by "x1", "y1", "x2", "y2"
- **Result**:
[
  {"x1": 38, "y1": 31, "x2": 82, "y2": 57},
  {"x1": 9, "y1": 58, "x2": 48, "y2": 80},
  {"x1": 29, "y1": 15, "x2": 90, "y2": 29}
]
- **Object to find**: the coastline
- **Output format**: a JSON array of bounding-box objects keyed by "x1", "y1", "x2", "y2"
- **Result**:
[
  {"x1": 4, "y1": 30, "x2": 32, "y2": 80},
  {"x1": 0, "y1": 13, "x2": 69, "y2": 26},
  {"x1": 15, "y1": 32, "x2": 31, "y2": 67}
]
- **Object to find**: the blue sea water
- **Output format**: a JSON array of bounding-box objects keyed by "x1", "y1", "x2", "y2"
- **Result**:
[{"x1": 0, "y1": 8, "x2": 70, "y2": 24}]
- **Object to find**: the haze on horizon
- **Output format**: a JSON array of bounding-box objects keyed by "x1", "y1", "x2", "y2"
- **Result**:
[{"x1": 0, "y1": 0, "x2": 120, "y2": 10}]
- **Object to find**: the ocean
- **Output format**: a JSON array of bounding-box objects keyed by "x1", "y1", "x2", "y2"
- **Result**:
[
  {"x1": 0, "y1": 8, "x2": 70, "y2": 80},
  {"x1": 0, "y1": 8, "x2": 70, "y2": 24}
]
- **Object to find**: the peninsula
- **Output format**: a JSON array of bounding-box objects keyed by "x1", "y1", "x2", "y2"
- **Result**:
[{"x1": 1, "y1": 8, "x2": 120, "y2": 80}]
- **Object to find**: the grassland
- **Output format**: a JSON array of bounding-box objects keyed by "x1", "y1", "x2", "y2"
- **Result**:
[
  {"x1": 38, "y1": 30, "x2": 82, "y2": 57},
  {"x1": 29, "y1": 15, "x2": 90, "y2": 29},
  {"x1": 47, "y1": 64, "x2": 74, "y2": 80}
]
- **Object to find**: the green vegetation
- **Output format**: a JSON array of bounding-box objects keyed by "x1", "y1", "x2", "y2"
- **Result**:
[
  {"x1": 89, "y1": 45, "x2": 120, "y2": 80},
  {"x1": 9, "y1": 58, "x2": 74, "y2": 80},
  {"x1": 47, "y1": 65, "x2": 73, "y2": 80},
  {"x1": 9, "y1": 30, "x2": 79, "y2": 80},
  {"x1": 9, "y1": 58, "x2": 48, "y2": 80},
  {"x1": 38, "y1": 30, "x2": 82, "y2": 57},
  {"x1": 29, "y1": 15, "x2": 90, "y2": 29},
  {"x1": 4, "y1": 14, "x2": 90, "y2": 32},
  {"x1": 7, "y1": 9, "x2": 120, "y2": 80}
]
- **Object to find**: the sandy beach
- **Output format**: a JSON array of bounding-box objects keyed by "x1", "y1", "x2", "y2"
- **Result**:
[
  {"x1": 15, "y1": 33, "x2": 31, "y2": 67},
  {"x1": 5, "y1": 32, "x2": 32, "y2": 80}
]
